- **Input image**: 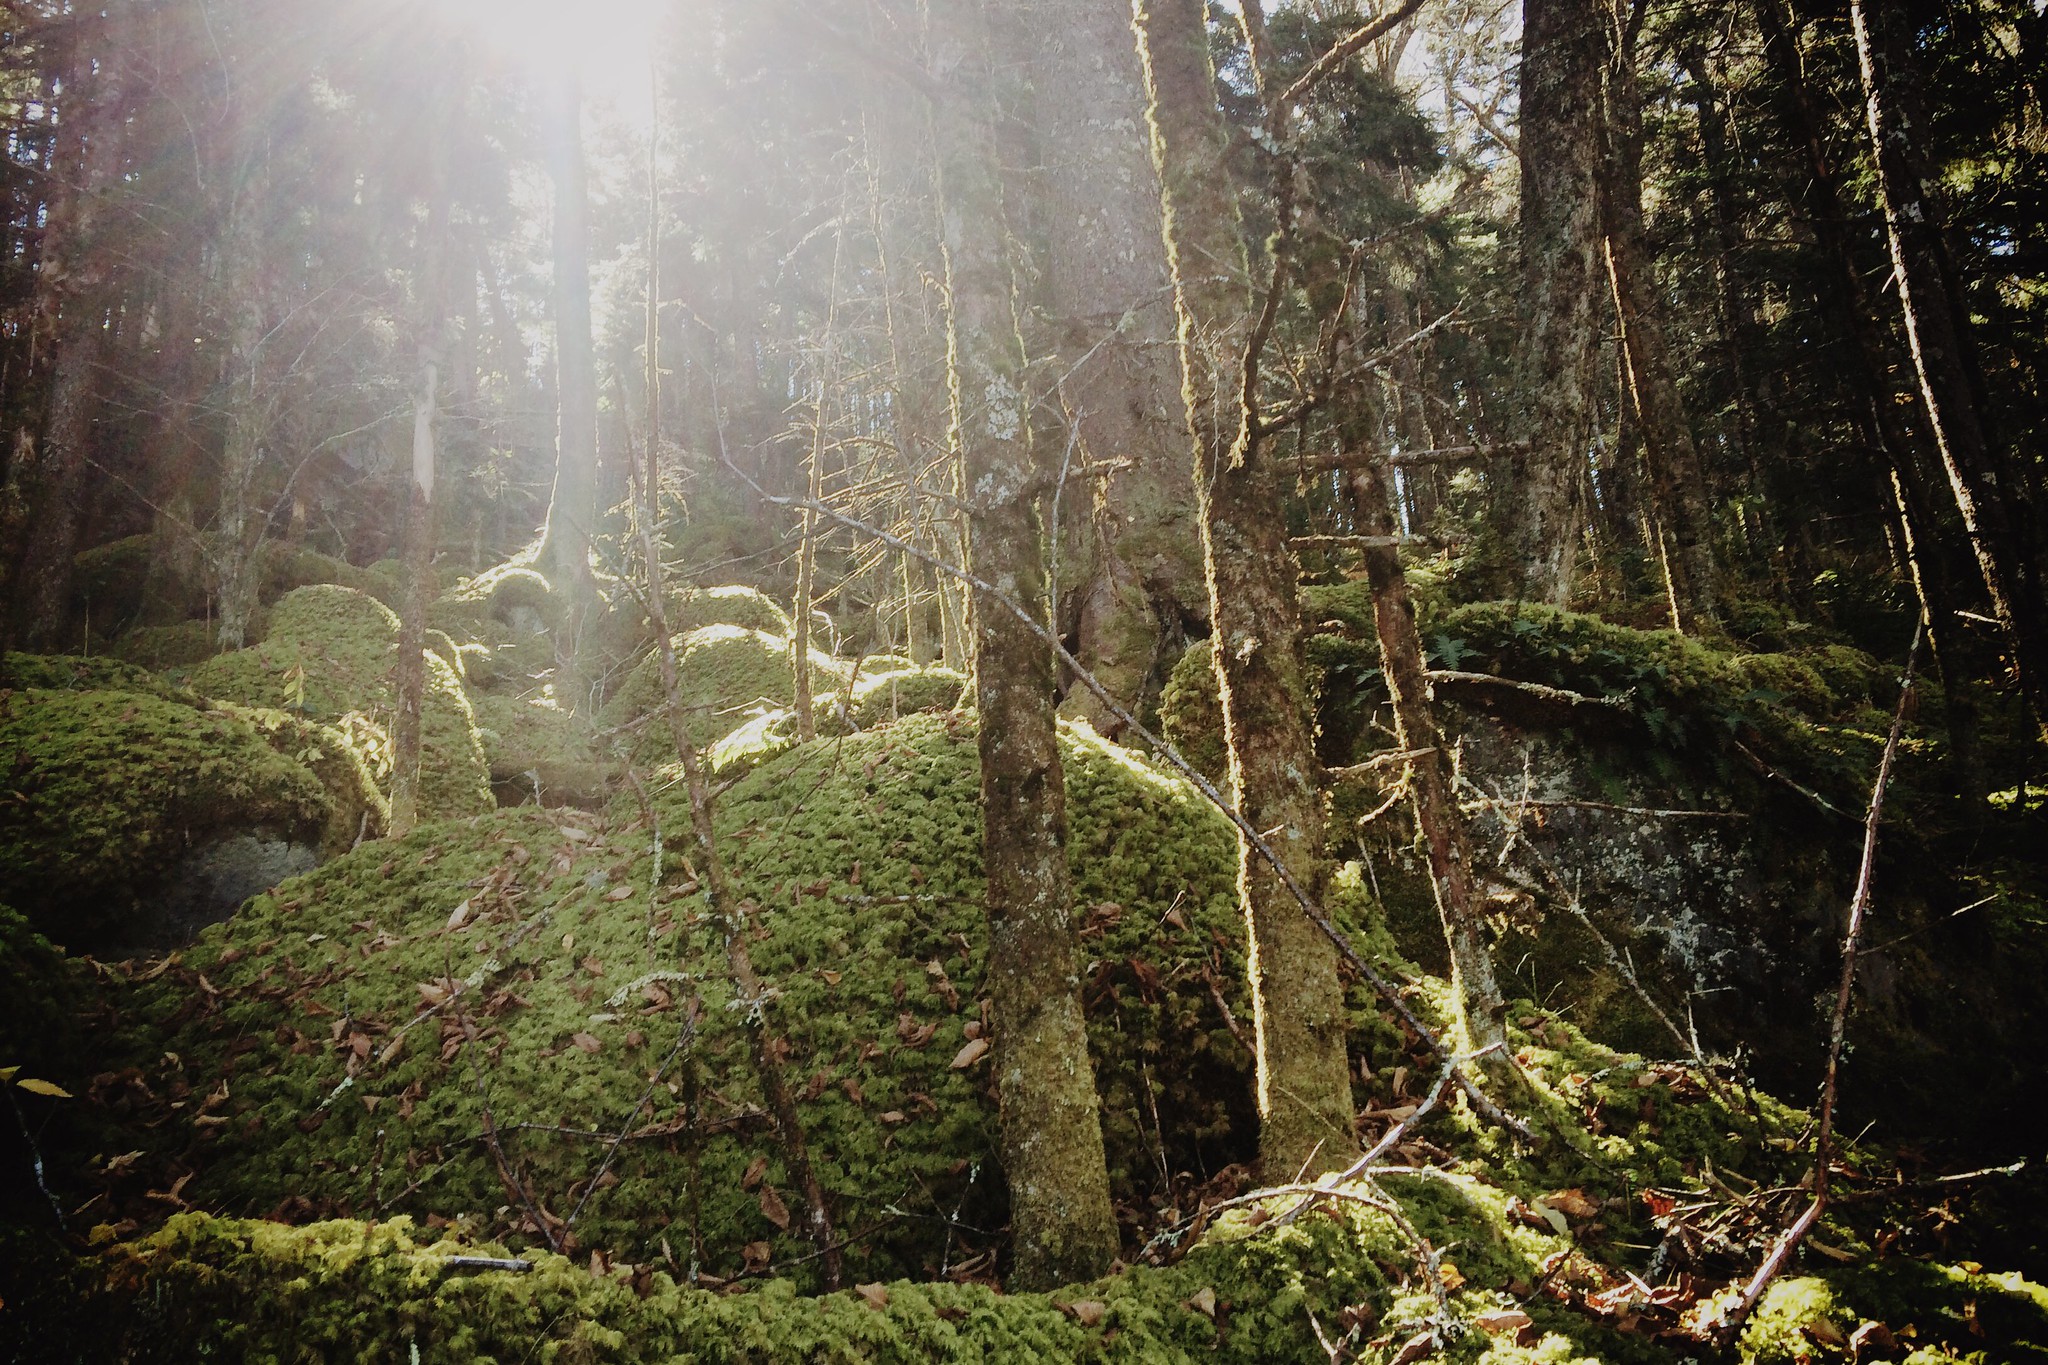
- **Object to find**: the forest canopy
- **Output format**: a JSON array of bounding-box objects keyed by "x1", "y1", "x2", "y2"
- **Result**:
[{"x1": 2, "y1": 0, "x2": 2047, "y2": 1360}]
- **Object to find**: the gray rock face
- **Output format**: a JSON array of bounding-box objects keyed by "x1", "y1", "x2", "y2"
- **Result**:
[{"x1": 142, "y1": 834, "x2": 321, "y2": 950}]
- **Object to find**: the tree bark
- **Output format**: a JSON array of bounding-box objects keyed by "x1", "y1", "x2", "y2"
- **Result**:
[
  {"x1": 1851, "y1": 0, "x2": 2048, "y2": 728},
  {"x1": 1133, "y1": 0, "x2": 1357, "y2": 1179},
  {"x1": 929, "y1": 0, "x2": 1120, "y2": 1289},
  {"x1": 1596, "y1": 20, "x2": 1719, "y2": 632},
  {"x1": 1018, "y1": 0, "x2": 1204, "y2": 734},
  {"x1": 1499, "y1": 0, "x2": 1606, "y2": 605}
]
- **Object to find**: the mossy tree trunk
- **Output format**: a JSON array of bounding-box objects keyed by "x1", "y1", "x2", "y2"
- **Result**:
[
  {"x1": 1498, "y1": 0, "x2": 1606, "y2": 605},
  {"x1": 1017, "y1": 0, "x2": 1204, "y2": 736},
  {"x1": 928, "y1": 0, "x2": 1120, "y2": 1289},
  {"x1": 1132, "y1": 0, "x2": 1358, "y2": 1179},
  {"x1": 1596, "y1": 18, "x2": 1719, "y2": 634}
]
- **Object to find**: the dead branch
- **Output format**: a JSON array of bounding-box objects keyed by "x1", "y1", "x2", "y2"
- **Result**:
[
  {"x1": 1280, "y1": 0, "x2": 1430, "y2": 107},
  {"x1": 1428, "y1": 670, "x2": 1628, "y2": 710}
]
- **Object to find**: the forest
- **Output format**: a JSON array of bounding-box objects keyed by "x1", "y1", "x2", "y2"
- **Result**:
[{"x1": 0, "y1": 0, "x2": 2045, "y2": 1358}]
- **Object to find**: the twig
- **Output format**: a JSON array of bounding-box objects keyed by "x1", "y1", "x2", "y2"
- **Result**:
[
  {"x1": 1427, "y1": 670, "x2": 1627, "y2": 710},
  {"x1": 436, "y1": 1256, "x2": 533, "y2": 1274},
  {"x1": 1717, "y1": 625, "x2": 1921, "y2": 1347},
  {"x1": 564, "y1": 999, "x2": 700, "y2": 1233},
  {"x1": 5, "y1": 1081, "x2": 66, "y2": 1231}
]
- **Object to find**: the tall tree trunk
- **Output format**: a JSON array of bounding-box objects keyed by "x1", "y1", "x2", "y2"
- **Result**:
[
  {"x1": 1499, "y1": 0, "x2": 1606, "y2": 605},
  {"x1": 929, "y1": 0, "x2": 1119, "y2": 1288},
  {"x1": 1596, "y1": 15, "x2": 1719, "y2": 632},
  {"x1": 542, "y1": 74, "x2": 600, "y2": 702},
  {"x1": 1851, "y1": 0, "x2": 2048, "y2": 728},
  {"x1": 1133, "y1": 0, "x2": 1357, "y2": 1179},
  {"x1": 1754, "y1": 0, "x2": 1989, "y2": 797},
  {"x1": 1019, "y1": 0, "x2": 1204, "y2": 734},
  {"x1": 16, "y1": 11, "x2": 128, "y2": 648}
]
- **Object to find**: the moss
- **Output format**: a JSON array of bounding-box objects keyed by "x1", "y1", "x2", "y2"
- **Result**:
[
  {"x1": 1158, "y1": 641, "x2": 1227, "y2": 785},
  {"x1": 191, "y1": 585, "x2": 493, "y2": 823},
  {"x1": 0, "y1": 653, "x2": 181, "y2": 698},
  {"x1": 256, "y1": 543, "x2": 404, "y2": 610},
  {"x1": 213, "y1": 703, "x2": 390, "y2": 855},
  {"x1": 672, "y1": 585, "x2": 794, "y2": 637},
  {"x1": 597, "y1": 625, "x2": 847, "y2": 767},
  {"x1": 105, "y1": 621, "x2": 219, "y2": 671},
  {"x1": 442, "y1": 562, "x2": 559, "y2": 629},
  {"x1": 0, "y1": 689, "x2": 332, "y2": 946},
  {"x1": 1740, "y1": 1264, "x2": 2048, "y2": 1364},
  {"x1": 703, "y1": 667, "x2": 969, "y2": 778},
  {"x1": 109, "y1": 713, "x2": 1258, "y2": 1287}
]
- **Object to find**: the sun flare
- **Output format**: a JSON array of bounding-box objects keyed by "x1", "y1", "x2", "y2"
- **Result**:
[{"x1": 443, "y1": 0, "x2": 669, "y2": 117}]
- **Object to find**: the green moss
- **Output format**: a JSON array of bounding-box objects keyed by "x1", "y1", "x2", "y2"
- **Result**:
[
  {"x1": 256, "y1": 543, "x2": 404, "y2": 610},
  {"x1": 110, "y1": 713, "x2": 1257, "y2": 1287},
  {"x1": 442, "y1": 562, "x2": 558, "y2": 628},
  {"x1": 191, "y1": 585, "x2": 493, "y2": 823},
  {"x1": 214, "y1": 703, "x2": 391, "y2": 855},
  {"x1": 1158, "y1": 641, "x2": 1226, "y2": 785},
  {"x1": 105, "y1": 620, "x2": 219, "y2": 671},
  {"x1": 0, "y1": 689, "x2": 332, "y2": 946},
  {"x1": 0, "y1": 653, "x2": 181, "y2": 698},
  {"x1": 597, "y1": 625, "x2": 847, "y2": 767},
  {"x1": 1740, "y1": 1264, "x2": 2048, "y2": 1364},
  {"x1": 672, "y1": 585, "x2": 794, "y2": 637}
]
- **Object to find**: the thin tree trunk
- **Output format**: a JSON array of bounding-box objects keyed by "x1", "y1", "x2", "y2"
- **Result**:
[
  {"x1": 1500, "y1": 0, "x2": 1606, "y2": 605},
  {"x1": 1347, "y1": 448, "x2": 1508, "y2": 1058},
  {"x1": 542, "y1": 74, "x2": 600, "y2": 701},
  {"x1": 1596, "y1": 16, "x2": 1719, "y2": 631},
  {"x1": 1133, "y1": 0, "x2": 1357, "y2": 1179},
  {"x1": 929, "y1": 0, "x2": 1119, "y2": 1288},
  {"x1": 631, "y1": 93, "x2": 841, "y2": 1285},
  {"x1": 1851, "y1": 0, "x2": 2048, "y2": 729}
]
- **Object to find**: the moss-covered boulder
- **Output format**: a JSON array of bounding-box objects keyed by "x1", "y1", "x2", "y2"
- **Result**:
[
  {"x1": 105, "y1": 620, "x2": 219, "y2": 671},
  {"x1": 108, "y1": 713, "x2": 1264, "y2": 1285},
  {"x1": 470, "y1": 691, "x2": 610, "y2": 807},
  {"x1": 0, "y1": 653, "x2": 181, "y2": 698},
  {"x1": 190, "y1": 585, "x2": 493, "y2": 823},
  {"x1": 672, "y1": 584, "x2": 793, "y2": 637},
  {"x1": 213, "y1": 703, "x2": 390, "y2": 854},
  {"x1": 707, "y1": 666, "x2": 969, "y2": 775},
  {"x1": 0, "y1": 689, "x2": 333, "y2": 948},
  {"x1": 597, "y1": 625, "x2": 847, "y2": 767}
]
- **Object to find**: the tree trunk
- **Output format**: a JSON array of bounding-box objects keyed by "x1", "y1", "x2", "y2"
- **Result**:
[
  {"x1": 542, "y1": 74, "x2": 600, "y2": 702},
  {"x1": 16, "y1": 12, "x2": 128, "y2": 648},
  {"x1": 1851, "y1": 0, "x2": 2048, "y2": 728},
  {"x1": 1018, "y1": 0, "x2": 1204, "y2": 734},
  {"x1": 929, "y1": 0, "x2": 1119, "y2": 1288},
  {"x1": 1346, "y1": 448, "x2": 1508, "y2": 1059},
  {"x1": 1500, "y1": 0, "x2": 1606, "y2": 605},
  {"x1": 1596, "y1": 23, "x2": 1719, "y2": 632},
  {"x1": 1133, "y1": 0, "x2": 1357, "y2": 1179}
]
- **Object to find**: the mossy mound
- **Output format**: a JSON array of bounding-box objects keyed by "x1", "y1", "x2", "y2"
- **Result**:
[
  {"x1": 109, "y1": 713, "x2": 1259, "y2": 1286},
  {"x1": 0, "y1": 689, "x2": 331, "y2": 947},
  {"x1": 213, "y1": 703, "x2": 390, "y2": 854},
  {"x1": 597, "y1": 625, "x2": 847, "y2": 767},
  {"x1": 1158, "y1": 641, "x2": 1227, "y2": 785},
  {"x1": 71, "y1": 534, "x2": 206, "y2": 627},
  {"x1": 706, "y1": 667, "x2": 969, "y2": 776},
  {"x1": 470, "y1": 691, "x2": 610, "y2": 806},
  {"x1": 0, "y1": 652, "x2": 181, "y2": 698},
  {"x1": 190, "y1": 585, "x2": 493, "y2": 823},
  {"x1": 672, "y1": 584, "x2": 793, "y2": 637},
  {"x1": 256, "y1": 543, "x2": 404, "y2": 611},
  {"x1": 1740, "y1": 1264, "x2": 2048, "y2": 1363},
  {"x1": 440, "y1": 562, "x2": 559, "y2": 631},
  {"x1": 105, "y1": 620, "x2": 219, "y2": 671}
]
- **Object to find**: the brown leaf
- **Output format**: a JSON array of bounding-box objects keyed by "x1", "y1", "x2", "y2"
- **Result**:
[
  {"x1": 854, "y1": 1282, "x2": 890, "y2": 1311},
  {"x1": 1542, "y1": 1188, "x2": 1598, "y2": 1220},
  {"x1": 570, "y1": 1032, "x2": 603, "y2": 1054},
  {"x1": 605, "y1": 884, "x2": 634, "y2": 901},
  {"x1": 950, "y1": 1037, "x2": 990, "y2": 1070},
  {"x1": 758, "y1": 1185, "x2": 792, "y2": 1230},
  {"x1": 1182, "y1": 1287, "x2": 1216, "y2": 1319},
  {"x1": 878, "y1": 1110, "x2": 907, "y2": 1124},
  {"x1": 741, "y1": 1156, "x2": 768, "y2": 1191},
  {"x1": 446, "y1": 901, "x2": 472, "y2": 930},
  {"x1": 842, "y1": 1077, "x2": 865, "y2": 1105},
  {"x1": 1387, "y1": 1329, "x2": 1435, "y2": 1365},
  {"x1": 742, "y1": 1241, "x2": 772, "y2": 1271},
  {"x1": 1473, "y1": 1309, "x2": 1531, "y2": 1336},
  {"x1": 1063, "y1": 1300, "x2": 1107, "y2": 1328},
  {"x1": 819, "y1": 970, "x2": 842, "y2": 986}
]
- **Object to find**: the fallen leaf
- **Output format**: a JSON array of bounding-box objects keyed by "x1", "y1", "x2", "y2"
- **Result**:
[
  {"x1": 742, "y1": 1241, "x2": 772, "y2": 1271},
  {"x1": 878, "y1": 1110, "x2": 907, "y2": 1124},
  {"x1": 1542, "y1": 1188, "x2": 1598, "y2": 1220},
  {"x1": 1438, "y1": 1260, "x2": 1466, "y2": 1291},
  {"x1": 950, "y1": 1038, "x2": 990, "y2": 1070},
  {"x1": 742, "y1": 1156, "x2": 768, "y2": 1190},
  {"x1": 1063, "y1": 1300, "x2": 1107, "y2": 1328},
  {"x1": 14, "y1": 1078, "x2": 71, "y2": 1099},
  {"x1": 758, "y1": 1185, "x2": 791, "y2": 1229},
  {"x1": 605, "y1": 885, "x2": 633, "y2": 901},
  {"x1": 855, "y1": 1282, "x2": 890, "y2": 1310},
  {"x1": 446, "y1": 901, "x2": 472, "y2": 930},
  {"x1": 570, "y1": 1032, "x2": 603, "y2": 1054},
  {"x1": 1182, "y1": 1287, "x2": 1216, "y2": 1319},
  {"x1": 1388, "y1": 1329, "x2": 1435, "y2": 1365},
  {"x1": 1473, "y1": 1309, "x2": 1532, "y2": 1336},
  {"x1": 820, "y1": 970, "x2": 842, "y2": 986}
]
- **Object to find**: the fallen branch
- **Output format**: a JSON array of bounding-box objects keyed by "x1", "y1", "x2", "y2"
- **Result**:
[{"x1": 1428, "y1": 670, "x2": 1627, "y2": 710}]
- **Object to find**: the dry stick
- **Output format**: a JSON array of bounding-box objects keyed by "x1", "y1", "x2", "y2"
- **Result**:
[
  {"x1": 630, "y1": 132, "x2": 841, "y2": 1285},
  {"x1": 718, "y1": 459, "x2": 1534, "y2": 1144},
  {"x1": 1717, "y1": 624, "x2": 1922, "y2": 1348}
]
